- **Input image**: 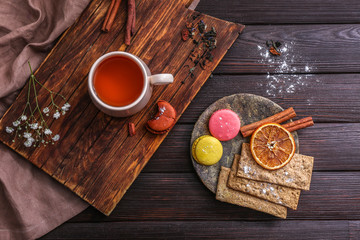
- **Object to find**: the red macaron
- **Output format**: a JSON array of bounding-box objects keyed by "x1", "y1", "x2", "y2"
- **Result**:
[
  {"x1": 208, "y1": 109, "x2": 241, "y2": 141},
  {"x1": 146, "y1": 100, "x2": 176, "y2": 134}
]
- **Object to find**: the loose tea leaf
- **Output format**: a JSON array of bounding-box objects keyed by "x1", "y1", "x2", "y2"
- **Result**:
[
  {"x1": 181, "y1": 29, "x2": 189, "y2": 41},
  {"x1": 266, "y1": 40, "x2": 282, "y2": 56},
  {"x1": 198, "y1": 20, "x2": 206, "y2": 33},
  {"x1": 274, "y1": 41, "x2": 282, "y2": 48},
  {"x1": 269, "y1": 46, "x2": 281, "y2": 56},
  {"x1": 180, "y1": 17, "x2": 217, "y2": 81}
]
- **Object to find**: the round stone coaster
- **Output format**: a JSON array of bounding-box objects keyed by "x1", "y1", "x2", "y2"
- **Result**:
[{"x1": 190, "y1": 93, "x2": 299, "y2": 193}]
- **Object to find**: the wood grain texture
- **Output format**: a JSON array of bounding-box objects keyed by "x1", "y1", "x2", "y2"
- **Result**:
[
  {"x1": 350, "y1": 221, "x2": 360, "y2": 240},
  {"x1": 197, "y1": 0, "x2": 360, "y2": 24},
  {"x1": 3, "y1": 0, "x2": 360, "y2": 238},
  {"x1": 145, "y1": 123, "x2": 360, "y2": 172},
  {"x1": 215, "y1": 24, "x2": 360, "y2": 74},
  {"x1": 69, "y1": 171, "x2": 360, "y2": 221},
  {"x1": 180, "y1": 74, "x2": 360, "y2": 123},
  {"x1": 42, "y1": 220, "x2": 352, "y2": 239},
  {"x1": 0, "y1": 0, "x2": 244, "y2": 215}
]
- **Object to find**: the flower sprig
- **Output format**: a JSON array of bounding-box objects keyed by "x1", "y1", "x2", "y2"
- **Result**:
[{"x1": 5, "y1": 62, "x2": 70, "y2": 147}]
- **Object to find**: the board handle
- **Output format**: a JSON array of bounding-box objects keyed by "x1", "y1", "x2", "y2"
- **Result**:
[{"x1": 187, "y1": 0, "x2": 200, "y2": 10}]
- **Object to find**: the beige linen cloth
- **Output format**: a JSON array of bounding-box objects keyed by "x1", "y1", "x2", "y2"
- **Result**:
[{"x1": 0, "y1": 0, "x2": 92, "y2": 239}]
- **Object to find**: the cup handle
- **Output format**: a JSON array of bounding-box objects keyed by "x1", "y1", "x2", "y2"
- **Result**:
[{"x1": 149, "y1": 74, "x2": 174, "y2": 85}]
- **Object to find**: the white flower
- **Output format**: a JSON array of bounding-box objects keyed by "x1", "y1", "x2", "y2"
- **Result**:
[
  {"x1": 62, "y1": 103, "x2": 71, "y2": 110},
  {"x1": 6, "y1": 126, "x2": 14, "y2": 133},
  {"x1": 23, "y1": 132, "x2": 32, "y2": 139},
  {"x1": 30, "y1": 123, "x2": 38, "y2": 130},
  {"x1": 53, "y1": 111, "x2": 61, "y2": 119},
  {"x1": 13, "y1": 120, "x2": 20, "y2": 127},
  {"x1": 24, "y1": 137, "x2": 34, "y2": 147},
  {"x1": 21, "y1": 115, "x2": 27, "y2": 121},
  {"x1": 43, "y1": 107, "x2": 50, "y2": 114},
  {"x1": 24, "y1": 140, "x2": 32, "y2": 147},
  {"x1": 44, "y1": 129, "x2": 52, "y2": 135},
  {"x1": 52, "y1": 134, "x2": 60, "y2": 141},
  {"x1": 61, "y1": 103, "x2": 70, "y2": 114}
]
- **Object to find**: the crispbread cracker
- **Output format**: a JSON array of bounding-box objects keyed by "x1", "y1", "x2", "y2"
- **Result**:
[
  {"x1": 237, "y1": 143, "x2": 314, "y2": 190},
  {"x1": 228, "y1": 154, "x2": 300, "y2": 210},
  {"x1": 216, "y1": 167, "x2": 287, "y2": 219}
]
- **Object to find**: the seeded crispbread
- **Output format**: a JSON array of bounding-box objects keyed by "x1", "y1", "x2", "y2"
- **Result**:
[
  {"x1": 228, "y1": 154, "x2": 300, "y2": 210},
  {"x1": 216, "y1": 167, "x2": 287, "y2": 219},
  {"x1": 237, "y1": 143, "x2": 314, "y2": 190}
]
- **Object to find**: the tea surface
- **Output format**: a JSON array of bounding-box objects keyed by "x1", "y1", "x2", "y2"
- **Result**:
[{"x1": 94, "y1": 56, "x2": 144, "y2": 107}]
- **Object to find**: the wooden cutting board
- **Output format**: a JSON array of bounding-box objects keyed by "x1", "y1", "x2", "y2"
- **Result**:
[{"x1": 0, "y1": 0, "x2": 244, "y2": 215}]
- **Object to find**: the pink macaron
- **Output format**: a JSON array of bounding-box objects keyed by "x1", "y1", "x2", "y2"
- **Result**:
[{"x1": 209, "y1": 109, "x2": 241, "y2": 141}]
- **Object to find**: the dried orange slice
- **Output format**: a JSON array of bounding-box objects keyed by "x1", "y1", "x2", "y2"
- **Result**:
[{"x1": 250, "y1": 123, "x2": 295, "y2": 170}]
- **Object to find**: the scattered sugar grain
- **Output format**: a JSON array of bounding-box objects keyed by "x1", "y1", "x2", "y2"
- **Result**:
[
  {"x1": 256, "y1": 41, "x2": 319, "y2": 97},
  {"x1": 285, "y1": 178, "x2": 294, "y2": 183}
]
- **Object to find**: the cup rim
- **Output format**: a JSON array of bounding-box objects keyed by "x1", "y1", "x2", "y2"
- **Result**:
[{"x1": 88, "y1": 51, "x2": 148, "y2": 111}]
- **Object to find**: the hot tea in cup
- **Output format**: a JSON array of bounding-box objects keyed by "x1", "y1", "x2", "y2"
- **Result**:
[
  {"x1": 88, "y1": 51, "x2": 173, "y2": 117},
  {"x1": 93, "y1": 56, "x2": 144, "y2": 107}
]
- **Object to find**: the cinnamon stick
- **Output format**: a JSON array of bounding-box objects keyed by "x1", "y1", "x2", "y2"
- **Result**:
[
  {"x1": 240, "y1": 107, "x2": 296, "y2": 137},
  {"x1": 125, "y1": 0, "x2": 136, "y2": 45},
  {"x1": 128, "y1": 122, "x2": 136, "y2": 136},
  {"x1": 131, "y1": 1, "x2": 136, "y2": 35},
  {"x1": 102, "y1": 0, "x2": 115, "y2": 32},
  {"x1": 102, "y1": 0, "x2": 122, "y2": 32},
  {"x1": 282, "y1": 117, "x2": 314, "y2": 132}
]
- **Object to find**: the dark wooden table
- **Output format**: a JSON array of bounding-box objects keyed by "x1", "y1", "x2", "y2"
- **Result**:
[{"x1": 42, "y1": 0, "x2": 360, "y2": 239}]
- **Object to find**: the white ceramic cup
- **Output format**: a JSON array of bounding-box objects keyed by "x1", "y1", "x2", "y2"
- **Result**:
[{"x1": 88, "y1": 51, "x2": 173, "y2": 117}]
